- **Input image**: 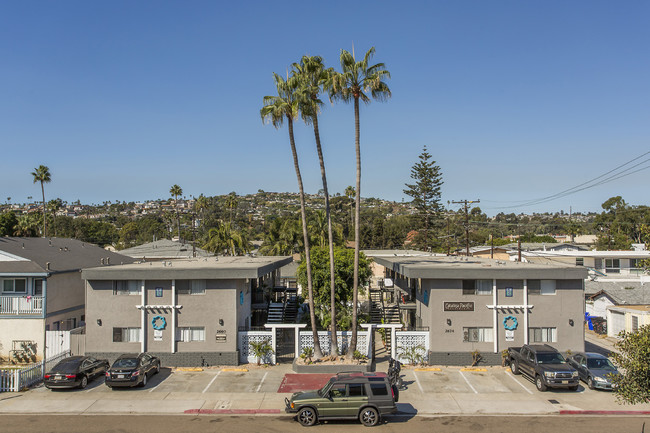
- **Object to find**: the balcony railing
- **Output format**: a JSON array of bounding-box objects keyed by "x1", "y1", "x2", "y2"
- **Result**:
[{"x1": 0, "y1": 296, "x2": 43, "y2": 316}]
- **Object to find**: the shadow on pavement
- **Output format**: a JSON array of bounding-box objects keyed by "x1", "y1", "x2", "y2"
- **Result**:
[{"x1": 585, "y1": 340, "x2": 614, "y2": 356}]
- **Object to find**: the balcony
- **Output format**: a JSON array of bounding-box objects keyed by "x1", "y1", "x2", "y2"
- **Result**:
[{"x1": 0, "y1": 296, "x2": 43, "y2": 316}]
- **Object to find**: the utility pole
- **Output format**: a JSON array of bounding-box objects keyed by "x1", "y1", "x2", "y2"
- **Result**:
[{"x1": 452, "y1": 199, "x2": 480, "y2": 257}]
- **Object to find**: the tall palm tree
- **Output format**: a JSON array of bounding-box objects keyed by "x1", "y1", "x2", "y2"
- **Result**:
[
  {"x1": 293, "y1": 55, "x2": 340, "y2": 355},
  {"x1": 344, "y1": 185, "x2": 355, "y2": 236},
  {"x1": 225, "y1": 192, "x2": 238, "y2": 225},
  {"x1": 31, "y1": 165, "x2": 51, "y2": 237},
  {"x1": 203, "y1": 222, "x2": 250, "y2": 256},
  {"x1": 261, "y1": 72, "x2": 323, "y2": 359},
  {"x1": 330, "y1": 46, "x2": 391, "y2": 358},
  {"x1": 169, "y1": 184, "x2": 183, "y2": 241}
]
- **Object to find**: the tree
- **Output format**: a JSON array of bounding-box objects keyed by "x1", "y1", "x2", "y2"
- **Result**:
[
  {"x1": 610, "y1": 325, "x2": 650, "y2": 404},
  {"x1": 403, "y1": 145, "x2": 443, "y2": 250},
  {"x1": 294, "y1": 55, "x2": 339, "y2": 355},
  {"x1": 224, "y1": 192, "x2": 238, "y2": 224},
  {"x1": 169, "y1": 184, "x2": 183, "y2": 241},
  {"x1": 261, "y1": 72, "x2": 323, "y2": 358},
  {"x1": 0, "y1": 212, "x2": 18, "y2": 236},
  {"x1": 330, "y1": 46, "x2": 391, "y2": 358},
  {"x1": 296, "y1": 247, "x2": 372, "y2": 337},
  {"x1": 344, "y1": 185, "x2": 355, "y2": 234},
  {"x1": 203, "y1": 222, "x2": 250, "y2": 256},
  {"x1": 31, "y1": 165, "x2": 51, "y2": 237},
  {"x1": 13, "y1": 214, "x2": 40, "y2": 237}
]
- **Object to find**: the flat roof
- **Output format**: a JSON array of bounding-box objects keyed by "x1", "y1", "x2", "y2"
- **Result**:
[
  {"x1": 82, "y1": 256, "x2": 293, "y2": 280},
  {"x1": 368, "y1": 254, "x2": 588, "y2": 280}
]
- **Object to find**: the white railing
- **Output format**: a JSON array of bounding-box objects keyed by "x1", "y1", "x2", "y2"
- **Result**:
[
  {"x1": 0, "y1": 350, "x2": 70, "y2": 392},
  {"x1": 0, "y1": 296, "x2": 43, "y2": 315}
]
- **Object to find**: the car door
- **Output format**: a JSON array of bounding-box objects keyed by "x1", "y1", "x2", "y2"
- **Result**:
[
  {"x1": 344, "y1": 383, "x2": 368, "y2": 417},
  {"x1": 85, "y1": 357, "x2": 98, "y2": 377},
  {"x1": 318, "y1": 382, "x2": 348, "y2": 418},
  {"x1": 80, "y1": 358, "x2": 92, "y2": 378},
  {"x1": 521, "y1": 348, "x2": 535, "y2": 376},
  {"x1": 576, "y1": 355, "x2": 589, "y2": 381}
]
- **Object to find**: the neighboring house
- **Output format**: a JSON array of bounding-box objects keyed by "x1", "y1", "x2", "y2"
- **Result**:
[
  {"x1": 606, "y1": 305, "x2": 650, "y2": 337},
  {"x1": 464, "y1": 246, "x2": 510, "y2": 261},
  {"x1": 0, "y1": 237, "x2": 134, "y2": 362},
  {"x1": 366, "y1": 253, "x2": 587, "y2": 365},
  {"x1": 585, "y1": 283, "x2": 650, "y2": 319},
  {"x1": 119, "y1": 239, "x2": 212, "y2": 261},
  {"x1": 81, "y1": 256, "x2": 292, "y2": 366}
]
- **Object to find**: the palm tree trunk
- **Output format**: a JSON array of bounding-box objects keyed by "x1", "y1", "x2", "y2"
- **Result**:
[
  {"x1": 288, "y1": 117, "x2": 323, "y2": 359},
  {"x1": 350, "y1": 96, "x2": 361, "y2": 359},
  {"x1": 176, "y1": 197, "x2": 181, "y2": 242},
  {"x1": 312, "y1": 114, "x2": 337, "y2": 356},
  {"x1": 41, "y1": 182, "x2": 46, "y2": 238}
]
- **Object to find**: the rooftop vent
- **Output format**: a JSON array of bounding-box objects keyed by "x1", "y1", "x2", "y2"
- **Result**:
[{"x1": 46, "y1": 262, "x2": 51, "y2": 271}]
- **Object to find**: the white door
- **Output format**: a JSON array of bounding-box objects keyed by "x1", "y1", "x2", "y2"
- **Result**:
[{"x1": 609, "y1": 311, "x2": 625, "y2": 337}]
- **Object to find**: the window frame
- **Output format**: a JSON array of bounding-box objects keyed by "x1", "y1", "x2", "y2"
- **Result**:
[
  {"x1": 112, "y1": 327, "x2": 142, "y2": 343},
  {"x1": 176, "y1": 326, "x2": 206, "y2": 342},
  {"x1": 1, "y1": 278, "x2": 27, "y2": 294},
  {"x1": 113, "y1": 280, "x2": 141, "y2": 296},
  {"x1": 529, "y1": 327, "x2": 557, "y2": 343},
  {"x1": 462, "y1": 279, "x2": 493, "y2": 296},
  {"x1": 463, "y1": 327, "x2": 494, "y2": 342}
]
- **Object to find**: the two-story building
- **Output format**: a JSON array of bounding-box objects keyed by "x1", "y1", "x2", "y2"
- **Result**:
[
  {"x1": 0, "y1": 237, "x2": 134, "y2": 362},
  {"x1": 367, "y1": 254, "x2": 588, "y2": 365},
  {"x1": 81, "y1": 256, "x2": 292, "y2": 366}
]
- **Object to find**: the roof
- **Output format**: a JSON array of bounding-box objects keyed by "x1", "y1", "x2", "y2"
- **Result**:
[
  {"x1": 362, "y1": 249, "x2": 446, "y2": 257},
  {"x1": 524, "y1": 250, "x2": 650, "y2": 259},
  {"x1": 119, "y1": 239, "x2": 212, "y2": 259},
  {"x1": 587, "y1": 281, "x2": 650, "y2": 305},
  {"x1": 0, "y1": 237, "x2": 135, "y2": 275},
  {"x1": 366, "y1": 254, "x2": 587, "y2": 280},
  {"x1": 502, "y1": 243, "x2": 589, "y2": 252},
  {"x1": 82, "y1": 256, "x2": 293, "y2": 280}
]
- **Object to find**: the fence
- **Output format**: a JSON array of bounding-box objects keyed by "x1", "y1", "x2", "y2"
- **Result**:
[
  {"x1": 0, "y1": 351, "x2": 71, "y2": 392},
  {"x1": 0, "y1": 296, "x2": 43, "y2": 315},
  {"x1": 394, "y1": 330, "x2": 429, "y2": 364},
  {"x1": 299, "y1": 330, "x2": 372, "y2": 359},
  {"x1": 238, "y1": 330, "x2": 274, "y2": 364}
]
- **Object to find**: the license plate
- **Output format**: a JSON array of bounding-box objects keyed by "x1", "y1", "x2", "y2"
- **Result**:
[
  {"x1": 562, "y1": 380, "x2": 568, "y2": 384},
  {"x1": 55, "y1": 375, "x2": 63, "y2": 380},
  {"x1": 118, "y1": 374, "x2": 125, "y2": 379}
]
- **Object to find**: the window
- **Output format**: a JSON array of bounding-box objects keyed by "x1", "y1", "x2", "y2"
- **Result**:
[
  {"x1": 529, "y1": 327, "x2": 557, "y2": 343},
  {"x1": 540, "y1": 280, "x2": 556, "y2": 295},
  {"x1": 177, "y1": 280, "x2": 206, "y2": 295},
  {"x1": 113, "y1": 281, "x2": 140, "y2": 295},
  {"x1": 348, "y1": 383, "x2": 365, "y2": 397},
  {"x1": 632, "y1": 316, "x2": 639, "y2": 332},
  {"x1": 528, "y1": 280, "x2": 540, "y2": 295},
  {"x1": 2, "y1": 278, "x2": 26, "y2": 293},
  {"x1": 112, "y1": 327, "x2": 141, "y2": 342},
  {"x1": 369, "y1": 383, "x2": 388, "y2": 396},
  {"x1": 629, "y1": 259, "x2": 643, "y2": 274},
  {"x1": 176, "y1": 327, "x2": 205, "y2": 342},
  {"x1": 462, "y1": 280, "x2": 492, "y2": 295},
  {"x1": 605, "y1": 259, "x2": 620, "y2": 274},
  {"x1": 575, "y1": 258, "x2": 584, "y2": 266},
  {"x1": 463, "y1": 327, "x2": 494, "y2": 342},
  {"x1": 34, "y1": 279, "x2": 43, "y2": 296}
]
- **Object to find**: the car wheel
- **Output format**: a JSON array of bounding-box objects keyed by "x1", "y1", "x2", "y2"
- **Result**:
[
  {"x1": 155, "y1": 364, "x2": 160, "y2": 375},
  {"x1": 140, "y1": 373, "x2": 148, "y2": 387},
  {"x1": 359, "y1": 407, "x2": 379, "y2": 427},
  {"x1": 79, "y1": 376, "x2": 88, "y2": 389},
  {"x1": 535, "y1": 375, "x2": 547, "y2": 392},
  {"x1": 588, "y1": 377, "x2": 595, "y2": 390},
  {"x1": 510, "y1": 360, "x2": 520, "y2": 375},
  {"x1": 297, "y1": 407, "x2": 317, "y2": 426}
]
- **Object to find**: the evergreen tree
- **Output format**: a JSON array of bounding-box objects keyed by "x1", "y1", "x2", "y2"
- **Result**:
[{"x1": 403, "y1": 146, "x2": 443, "y2": 250}]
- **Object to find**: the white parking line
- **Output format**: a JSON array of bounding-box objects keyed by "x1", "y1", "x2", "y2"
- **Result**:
[
  {"x1": 255, "y1": 372, "x2": 268, "y2": 393},
  {"x1": 202, "y1": 371, "x2": 221, "y2": 394},
  {"x1": 458, "y1": 371, "x2": 478, "y2": 394},
  {"x1": 505, "y1": 371, "x2": 534, "y2": 394},
  {"x1": 412, "y1": 371, "x2": 424, "y2": 393}
]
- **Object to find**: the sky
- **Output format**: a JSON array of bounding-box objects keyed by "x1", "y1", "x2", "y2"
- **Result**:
[{"x1": 1, "y1": 1, "x2": 648, "y2": 216}]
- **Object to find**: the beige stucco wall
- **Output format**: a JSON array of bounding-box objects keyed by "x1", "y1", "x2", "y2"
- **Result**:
[{"x1": 0, "y1": 318, "x2": 45, "y2": 360}]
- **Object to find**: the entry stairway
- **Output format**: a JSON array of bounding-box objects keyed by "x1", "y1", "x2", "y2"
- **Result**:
[{"x1": 266, "y1": 288, "x2": 299, "y2": 324}]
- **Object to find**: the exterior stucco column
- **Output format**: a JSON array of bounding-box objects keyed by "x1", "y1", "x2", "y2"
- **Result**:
[
  {"x1": 141, "y1": 280, "x2": 146, "y2": 353},
  {"x1": 493, "y1": 279, "x2": 498, "y2": 353},
  {"x1": 524, "y1": 279, "x2": 529, "y2": 345},
  {"x1": 171, "y1": 279, "x2": 176, "y2": 353}
]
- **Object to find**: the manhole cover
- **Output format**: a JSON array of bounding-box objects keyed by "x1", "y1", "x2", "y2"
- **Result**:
[{"x1": 548, "y1": 399, "x2": 560, "y2": 404}]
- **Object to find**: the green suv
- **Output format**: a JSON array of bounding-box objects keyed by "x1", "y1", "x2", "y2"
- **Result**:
[{"x1": 285, "y1": 372, "x2": 398, "y2": 427}]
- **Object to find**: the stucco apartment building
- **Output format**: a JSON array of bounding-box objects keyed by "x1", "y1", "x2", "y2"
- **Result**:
[
  {"x1": 367, "y1": 254, "x2": 588, "y2": 365},
  {"x1": 0, "y1": 237, "x2": 133, "y2": 362},
  {"x1": 81, "y1": 256, "x2": 291, "y2": 366}
]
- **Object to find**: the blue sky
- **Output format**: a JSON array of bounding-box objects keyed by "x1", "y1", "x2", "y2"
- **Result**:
[{"x1": 1, "y1": 1, "x2": 648, "y2": 216}]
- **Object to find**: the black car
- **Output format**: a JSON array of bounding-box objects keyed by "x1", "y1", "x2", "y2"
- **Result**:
[
  {"x1": 44, "y1": 356, "x2": 110, "y2": 389},
  {"x1": 105, "y1": 353, "x2": 160, "y2": 389}
]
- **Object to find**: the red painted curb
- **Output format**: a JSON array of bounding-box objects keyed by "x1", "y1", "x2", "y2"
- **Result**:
[
  {"x1": 184, "y1": 409, "x2": 282, "y2": 415},
  {"x1": 560, "y1": 410, "x2": 650, "y2": 415}
]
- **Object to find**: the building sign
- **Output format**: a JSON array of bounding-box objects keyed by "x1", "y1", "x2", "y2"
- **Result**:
[
  {"x1": 155, "y1": 287, "x2": 163, "y2": 297},
  {"x1": 216, "y1": 329, "x2": 227, "y2": 343},
  {"x1": 505, "y1": 330, "x2": 514, "y2": 342},
  {"x1": 505, "y1": 287, "x2": 513, "y2": 298},
  {"x1": 154, "y1": 330, "x2": 163, "y2": 341},
  {"x1": 443, "y1": 302, "x2": 474, "y2": 311}
]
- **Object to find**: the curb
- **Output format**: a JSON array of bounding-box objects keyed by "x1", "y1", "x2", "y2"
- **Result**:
[
  {"x1": 460, "y1": 368, "x2": 488, "y2": 372},
  {"x1": 560, "y1": 410, "x2": 650, "y2": 415},
  {"x1": 221, "y1": 368, "x2": 249, "y2": 372},
  {"x1": 414, "y1": 368, "x2": 441, "y2": 371},
  {"x1": 185, "y1": 409, "x2": 282, "y2": 415}
]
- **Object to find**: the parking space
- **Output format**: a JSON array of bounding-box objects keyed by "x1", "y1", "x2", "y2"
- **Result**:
[{"x1": 406, "y1": 367, "x2": 532, "y2": 394}]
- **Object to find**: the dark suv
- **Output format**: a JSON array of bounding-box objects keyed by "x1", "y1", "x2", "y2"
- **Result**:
[{"x1": 285, "y1": 372, "x2": 398, "y2": 427}]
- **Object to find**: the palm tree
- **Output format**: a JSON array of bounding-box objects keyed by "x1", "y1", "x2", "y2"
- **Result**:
[
  {"x1": 225, "y1": 192, "x2": 238, "y2": 225},
  {"x1": 203, "y1": 221, "x2": 250, "y2": 256},
  {"x1": 330, "y1": 46, "x2": 391, "y2": 358},
  {"x1": 293, "y1": 55, "x2": 340, "y2": 355},
  {"x1": 169, "y1": 184, "x2": 183, "y2": 241},
  {"x1": 261, "y1": 72, "x2": 323, "y2": 359},
  {"x1": 344, "y1": 185, "x2": 355, "y2": 236},
  {"x1": 31, "y1": 165, "x2": 51, "y2": 237}
]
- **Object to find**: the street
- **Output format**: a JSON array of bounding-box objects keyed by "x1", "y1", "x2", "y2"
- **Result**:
[{"x1": 0, "y1": 414, "x2": 648, "y2": 433}]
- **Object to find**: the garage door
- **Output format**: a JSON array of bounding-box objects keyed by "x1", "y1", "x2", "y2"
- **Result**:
[{"x1": 609, "y1": 311, "x2": 625, "y2": 337}]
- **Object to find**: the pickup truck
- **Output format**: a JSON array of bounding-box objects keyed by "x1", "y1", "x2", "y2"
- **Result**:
[{"x1": 508, "y1": 344, "x2": 579, "y2": 391}]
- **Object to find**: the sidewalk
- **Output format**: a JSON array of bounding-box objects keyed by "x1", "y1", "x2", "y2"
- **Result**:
[{"x1": 584, "y1": 329, "x2": 619, "y2": 355}]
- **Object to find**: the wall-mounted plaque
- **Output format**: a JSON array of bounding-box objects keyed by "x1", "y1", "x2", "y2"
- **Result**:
[
  {"x1": 443, "y1": 302, "x2": 474, "y2": 311},
  {"x1": 155, "y1": 287, "x2": 163, "y2": 297},
  {"x1": 505, "y1": 287, "x2": 513, "y2": 297}
]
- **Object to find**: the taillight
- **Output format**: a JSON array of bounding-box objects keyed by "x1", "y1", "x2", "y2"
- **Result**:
[
  {"x1": 65, "y1": 375, "x2": 76, "y2": 379},
  {"x1": 391, "y1": 386, "x2": 395, "y2": 399},
  {"x1": 105, "y1": 371, "x2": 110, "y2": 377},
  {"x1": 131, "y1": 370, "x2": 140, "y2": 377},
  {"x1": 44, "y1": 374, "x2": 51, "y2": 379}
]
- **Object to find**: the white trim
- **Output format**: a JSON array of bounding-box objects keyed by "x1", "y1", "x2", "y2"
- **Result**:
[
  {"x1": 492, "y1": 279, "x2": 497, "y2": 353},
  {"x1": 523, "y1": 279, "x2": 529, "y2": 345},
  {"x1": 141, "y1": 280, "x2": 145, "y2": 353},
  {"x1": 171, "y1": 279, "x2": 176, "y2": 354}
]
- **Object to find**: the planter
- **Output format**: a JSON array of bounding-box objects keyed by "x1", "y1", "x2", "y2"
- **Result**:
[{"x1": 292, "y1": 358, "x2": 373, "y2": 373}]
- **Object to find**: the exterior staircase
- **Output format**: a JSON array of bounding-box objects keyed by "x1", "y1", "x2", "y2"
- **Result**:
[{"x1": 267, "y1": 302, "x2": 285, "y2": 323}]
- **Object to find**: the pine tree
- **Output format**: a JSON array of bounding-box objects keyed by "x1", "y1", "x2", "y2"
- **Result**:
[{"x1": 403, "y1": 146, "x2": 443, "y2": 250}]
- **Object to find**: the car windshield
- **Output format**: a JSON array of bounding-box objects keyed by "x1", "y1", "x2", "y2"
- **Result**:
[
  {"x1": 536, "y1": 353, "x2": 566, "y2": 364},
  {"x1": 50, "y1": 359, "x2": 80, "y2": 372},
  {"x1": 318, "y1": 379, "x2": 334, "y2": 397},
  {"x1": 587, "y1": 358, "x2": 616, "y2": 370},
  {"x1": 112, "y1": 358, "x2": 138, "y2": 369}
]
